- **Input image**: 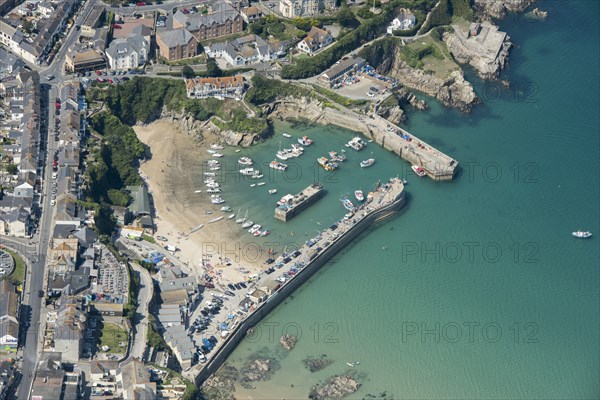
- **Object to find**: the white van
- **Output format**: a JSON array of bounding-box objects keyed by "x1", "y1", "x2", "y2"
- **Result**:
[{"x1": 52, "y1": 172, "x2": 57, "y2": 179}]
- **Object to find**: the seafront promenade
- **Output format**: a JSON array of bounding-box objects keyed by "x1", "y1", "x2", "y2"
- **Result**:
[{"x1": 188, "y1": 177, "x2": 406, "y2": 385}]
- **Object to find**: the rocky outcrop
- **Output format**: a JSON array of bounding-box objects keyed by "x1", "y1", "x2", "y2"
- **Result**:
[
  {"x1": 161, "y1": 109, "x2": 263, "y2": 147},
  {"x1": 525, "y1": 7, "x2": 547, "y2": 20},
  {"x1": 376, "y1": 104, "x2": 405, "y2": 125},
  {"x1": 444, "y1": 23, "x2": 512, "y2": 79},
  {"x1": 280, "y1": 335, "x2": 297, "y2": 351},
  {"x1": 385, "y1": 48, "x2": 478, "y2": 112},
  {"x1": 303, "y1": 356, "x2": 334, "y2": 372},
  {"x1": 242, "y1": 358, "x2": 271, "y2": 382},
  {"x1": 474, "y1": 0, "x2": 537, "y2": 20},
  {"x1": 309, "y1": 375, "x2": 361, "y2": 399},
  {"x1": 200, "y1": 364, "x2": 237, "y2": 400}
]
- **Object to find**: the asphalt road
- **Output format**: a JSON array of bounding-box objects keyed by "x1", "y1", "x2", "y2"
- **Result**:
[{"x1": 129, "y1": 262, "x2": 153, "y2": 359}]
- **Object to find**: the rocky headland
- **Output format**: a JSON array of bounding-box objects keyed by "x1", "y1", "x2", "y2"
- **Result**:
[
  {"x1": 444, "y1": 22, "x2": 512, "y2": 79},
  {"x1": 474, "y1": 0, "x2": 537, "y2": 20}
]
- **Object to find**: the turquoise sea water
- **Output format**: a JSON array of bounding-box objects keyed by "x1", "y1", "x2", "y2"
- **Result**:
[{"x1": 212, "y1": 1, "x2": 600, "y2": 398}]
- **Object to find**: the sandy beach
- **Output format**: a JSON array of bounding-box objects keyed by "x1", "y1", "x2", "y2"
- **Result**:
[{"x1": 133, "y1": 120, "x2": 266, "y2": 287}]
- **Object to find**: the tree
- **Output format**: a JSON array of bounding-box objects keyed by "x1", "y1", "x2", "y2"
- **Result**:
[
  {"x1": 182, "y1": 65, "x2": 195, "y2": 78},
  {"x1": 205, "y1": 58, "x2": 223, "y2": 77},
  {"x1": 6, "y1": 163, "x2": 18, "y2": 175},
  {"x1": 336, "y1": 6, "x2": 360, "y2": 29}
]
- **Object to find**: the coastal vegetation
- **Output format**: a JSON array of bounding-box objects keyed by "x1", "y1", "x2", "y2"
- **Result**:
[
  {"x1": 280, "y1": 0, "x2": 437, "y2": 79},
  {"x1": 421, "y1": 0, "x2": 473, "y2": 32}
]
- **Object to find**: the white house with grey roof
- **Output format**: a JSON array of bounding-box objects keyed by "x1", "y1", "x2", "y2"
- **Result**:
[
  {"x1": 205, "y1": 34, "x2": 288, "y2": 67},
  {"x1": 106, "y1": 31, "x2": 150, "y2": 70}
]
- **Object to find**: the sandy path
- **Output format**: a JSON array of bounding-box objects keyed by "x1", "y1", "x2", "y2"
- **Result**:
[{"x1": 133, "y1": 120, "x2": 264, "y2": 285}]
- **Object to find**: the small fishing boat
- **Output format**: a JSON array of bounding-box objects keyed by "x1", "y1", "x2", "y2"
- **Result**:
[
  {"x1": 317, "y1": 157, "x2": 336, "y2": 171},
  {"x1": 269, "y1": 160, "x2": 288, "y2": 171},
  {"x1": 236, "y1": 210, "x2": 248, "y2": 224},
  {"x1": 207, "y1": 149, "x2": 216, "y2": 154},
  {"x1": 206, "y1": 188, "x2": 221, "y2": 193},
  {"x1": 238, "y1": 157, "x2": 253, "y2": 165},
  {"x1": 282, "y1": 132, "x2": 292, "y2": 138},
  {"x1": 239, "y1": 167, "x2": 256, "y2": 175},
  {"x1": 204, "y1": 172, "x2": 216, "y2": 176},
  {"x1": 412, "y1": 165, "x2": 427, "y2": 177},
  {"x1": 212, "y1": 153, "x2": 224, "y2": 158},
  {"x1": 250, "y1": 174, "x2": 264, "y2": 179},
  {"x1": 298, "y1": 136, "x2": 313, "y2": 146},
  {"x1": 208, "y1": 216, "x2": 223, "y2": 223},
  {"x1": 235, "y1": 149, "x2": 241, "y2": 153},
  {"x1": 341, "y1": 197, "x2": 355, "y2": 212},
  {"x1": 194, "y1": 190, "x2": 202, "y2": 193},
  {"x1": 250, "y1": 183, "x2": 256, "y2": 187},
  {"x1": 242, "y1": 220, "x2": 254, "y2": 229},
  {"x1": 209, "y1": 167, "x2": 220, "y2": 171},
  {"x1": 228, "y1": 213, "x2": 236, "y2": 219},
  {"x1": 572, "y1": 231, "x2": 592, "y2": 238},
  {"x1": 360, "y1": 158, "x2": 375, "y2": 168},
  {"x1": 220, "y1": 206, "x2": 232, "y2": 212},
  {"x1": 346, "y1": 361, "x2": 360, "y2": 367},
  {"x1": 257, "y1": 182, "x2": 266, "y2": 186},
  {"x1": 211, "y1": 144, "x2": 224, "y2": 150},
  {"x1": 355, "y1": 190, "x2": 364, "y2": 201},
  {"x1": 248, "y1": 224, "x2": 261, "y2": 234},
  {"x1": 268, "y1": 189, "x2": 278, "y2": 194},
  {"x1": 261, "y1": 230, "x2": 270, "y2": 236},
  {"x1": 190, "y1": 224, "x2": 204, "y2": 233}
]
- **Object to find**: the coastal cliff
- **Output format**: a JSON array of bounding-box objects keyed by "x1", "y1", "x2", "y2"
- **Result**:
[
  {"x1": 360, "y1": 37, "x2": 478, "y2": 112},
  {"x1": 474, "y1": 0, "x2": 537, "y2": 20},
  {"x1": 444, "y1": 22, "x2": 513, "y2": 79}
]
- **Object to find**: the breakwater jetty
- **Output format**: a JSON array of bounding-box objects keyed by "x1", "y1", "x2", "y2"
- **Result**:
[
  {"x1": 266, "y1": 97, "x2": 458, "y2": 181},
  {"x1": 189, "y1": 178, "x2": 406, "y2": 386},
  {"x1": 274, "y1": 183, "x2": 325, "y2": 222}
]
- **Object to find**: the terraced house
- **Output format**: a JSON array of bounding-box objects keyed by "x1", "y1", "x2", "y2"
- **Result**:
[{"x1": 185, "y1": 75, "x2": 246, "y2": 101}]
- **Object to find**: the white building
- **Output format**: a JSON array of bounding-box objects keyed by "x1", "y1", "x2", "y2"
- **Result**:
[
  {"x1": 279, "y1": 0, "x2": 336, "y2": 18},
  {"x1": 105, "y1": 34, "x2": 149, "y2": 70},
  {"x1": 387, "y1": 12, "x2": 416, "y2": 34},
  {"x1": 297, "y1": 26, "x2": 332, "y2": 55},
  {"x1": 205, "y1": 34, "x2": 287, "y2": 67}
]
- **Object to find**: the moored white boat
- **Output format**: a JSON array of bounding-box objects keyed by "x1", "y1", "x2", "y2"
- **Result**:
[
  {"x1": 208, "y1": 216, "x2": 223, "y2": 223},
  {"x1": 257, "y1": 182, "x2": 265, "y2": 186},
  {"x1": 360, "y1": 158, "x2": 375, "y2": 168},
  {"x1": 210, "y1": 144, "x2": 224, "y2": 150},
  {"x1": 238, "y1": 157, "x2": 253, "y2": 165},
  {"x1": 282, "y1": 132, "x2": 292, "y2": 138},
  {"x1": 298, "y1": 136, "x2": 313, "y2": 146},
  {"x1": 269, "y1": 160, "x2": 288, "y2": 171},
  {"x1": 355, "y1": 190, "x2": 364, "y2": 201},
  {"x1": 228, "y1": 213, "x2": 236, "y2": 219},
  {"x1": 268, "y1": 189, "x2": 278, "y2": 194},
  {"x1": 212, "y1": 153, "x2": 224, "y2": 158},
  {"x1": 242, "y1": 220, "x2": 254, "y2": 229},
  {"x1": 572, "y1": 231, "x2": 592, "y2": 238}
]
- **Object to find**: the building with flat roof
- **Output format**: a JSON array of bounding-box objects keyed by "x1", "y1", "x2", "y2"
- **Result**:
[{"x1": 81, "y1": 4, "x2": 105, "y2": 38}]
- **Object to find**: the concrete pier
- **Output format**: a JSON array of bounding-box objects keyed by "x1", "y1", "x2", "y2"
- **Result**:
[
  {"x1": 274, "y1": 183, "x2": 325, "y2": 222},
  {"x1": 190, "y1": 178, "x2": 406, "y2": 386}
]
